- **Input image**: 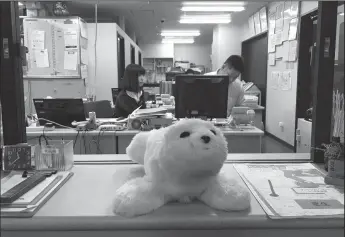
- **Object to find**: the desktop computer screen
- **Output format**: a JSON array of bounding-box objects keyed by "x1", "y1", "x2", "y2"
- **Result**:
[
  {"x1": 174, "y1": 75, "x2": 229, "y2": 119},
  {"x1": 33, "y1": 98, "x2": 86, "y2": 127}
]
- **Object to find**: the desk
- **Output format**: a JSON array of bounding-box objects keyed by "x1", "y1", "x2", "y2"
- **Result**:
[
  {"x1": 1, "y1": 154, "x2": 343, "y2": 237},
  {"x1": 26, "y1": 127, "x2": 264, "y2": 155},
  {"x1": 116, "y1": 127, "x2": 264, "y2": 154}
]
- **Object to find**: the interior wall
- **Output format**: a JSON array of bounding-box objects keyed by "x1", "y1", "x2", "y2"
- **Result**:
[
  {"x1": 141, "y1": 43, "x2": 174, "y2": 58},
  {"x1": 211, "y1": 24, "x2": 243, "y2": 71},
  {"x1": 87, "y1": 23, "x2": 142, "y2": 102},
  {"x1": 174, "y1": 44, "x2": 212, "y2": 69},
  {"x1": 238, "y1": 1, "x2": 319, "y2": 146}
]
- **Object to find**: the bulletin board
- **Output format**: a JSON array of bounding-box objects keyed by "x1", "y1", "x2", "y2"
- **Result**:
[
  {"x1": 23, "y1": 17, "x2": 86, "y2": 79},
  {"x1": 267, "y1": 1, "x2": 301, "y2": 91}
]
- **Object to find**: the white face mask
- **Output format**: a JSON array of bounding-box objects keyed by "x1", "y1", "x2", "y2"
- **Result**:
[
  {"x1": 138, "y1": 75, "x2": 146, "y2": 87},
  {"x1": 219, "y1": 66, "x2": 240, "y2": 83}
]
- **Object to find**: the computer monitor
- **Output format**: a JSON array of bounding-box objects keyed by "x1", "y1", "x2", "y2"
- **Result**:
[
  {"x1": 174, "y1": 75, "x2": 229, "y2": 119},
  {"x1": 33, "y1": 98, "x2": 86, "y2": 127}
]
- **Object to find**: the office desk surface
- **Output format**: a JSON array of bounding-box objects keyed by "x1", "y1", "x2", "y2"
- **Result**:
[
  {"x1": 1, "y1": 154, "x2": 343, "y2": 234},
  {"x1": 26, "y1": 127, "x2": 264, "y2": 137}
]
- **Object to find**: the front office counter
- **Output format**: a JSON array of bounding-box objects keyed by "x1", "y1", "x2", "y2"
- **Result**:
[
  {"x1": 1, "y1": 154, "x2": 343, "y2": 237},
  {"x1": 26, "y1": 127, "x2": 264, "y2": 154}
]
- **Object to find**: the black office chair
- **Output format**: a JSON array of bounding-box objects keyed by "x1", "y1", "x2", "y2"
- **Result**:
[{"x1": 84, "y1": 100, "x2": 114, "y2": 118}]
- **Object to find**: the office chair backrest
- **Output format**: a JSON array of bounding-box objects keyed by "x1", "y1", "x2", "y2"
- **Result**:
[{"x1": 84, "y1": 100, "x2": 114, "y2": 118}]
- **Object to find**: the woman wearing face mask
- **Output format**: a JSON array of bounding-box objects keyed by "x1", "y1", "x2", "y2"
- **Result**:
[
  {"x1": 205, "y1": 55, "x2": 245, "y2": 117},
  {"x1": 114, "y1": 64, "x2": 146, "y2": 118}
]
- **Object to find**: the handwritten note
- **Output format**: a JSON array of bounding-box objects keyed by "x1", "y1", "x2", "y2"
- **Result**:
[
  {"x1": 268, "y1": 34, "x2": 276, "y2": 53},
  {"x1": 269, "y1": 14, "x2": 276, "y2": 35},
  {"x1": 288, "y1": 40, "x2": 298, "y2": 62},
  {"x1": 64, "y1": 50, "x2": 78, "y2": 70},
  {"x1": 289, "y1": 18, "x2": 298, "y2": 40},
  {"x1": 268, "y1": 53, "x2": 276, "y2": 66},
  {"x1": 259, "y1": 7, "x2": 268, "y2": 32},
  {"x1": 31, "y1": 30, "x2": 45, "y2": 50},
  {"x1": 34, "y1": 49, "x2": 49, "y2": 68},
  {"x1": 280, "y1": 71, "x2": 292, "y2": 91},
  {"x1": 64, "y1": 30, "x2": 78, "y2": 48}
]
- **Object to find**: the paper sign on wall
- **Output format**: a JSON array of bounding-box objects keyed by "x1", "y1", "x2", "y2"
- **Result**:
[
  {"x1": 268, "y1": 14, "x2": 276, "y2": 35},
  {"x1": 64, "y1": 30, "x2": 78, "y2": 49},
  {"x1": 34, "y1": 49, "x2": 49, "y2": 68},
  {"x1": 276, "y1": 4, "x2": 284, "y2": 20},
  {"x1": 283, "y1": 1, "x2": 292, "y2": 19},
  {"x1": 248, "y1": 16, "x2": 255, "y2": 37},
  {"x1": 288, "y1": 18, "x2": 298, "y2": 40},
  {"x1": 282, "y1": 41, "x2": 290, "y2": 61},
  {"x1": 268, "y1": 53, "x2": 276, "y2": 66},
  {"x1": 280, "y1": 71, "x2": 292, "y2": 90},
  {"x1": 282, "y1": 19, "x2": 291, "y2": 41},
  {"x1": 288, "y1": 40, "x2": 298, "y2": 61},
  {"x1": 64, "y1": 50, "x2": 78, "y2": 70},
  {"x1": 259, "y1": 7, "x2": 268, "y2": 32},
  {"x1": 253, "y1": 12, "x2": 261, "y2": 34},
  {"x1": 275, "y1": 18, "x2": 284, "y2": 33},
  {"x1": 276, "y1": 31, "x2": 283, "y2": 45},
  {"x1": 31, "y1": 30, "x2": 45, "y2": 49},
  {"x1": 290, "y1": 1, "x2": 299, "y2": 18},
  {"x1": 268, "y1": 34, "x2": 276, "y2": 53},
  {"x1": 271, "y1": 71, "x2": 280, "y2": 90}
]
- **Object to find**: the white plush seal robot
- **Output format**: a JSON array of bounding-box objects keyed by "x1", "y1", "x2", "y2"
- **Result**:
[{"x1": 112, "y1": 119, "x2": 251, "y2": 217}]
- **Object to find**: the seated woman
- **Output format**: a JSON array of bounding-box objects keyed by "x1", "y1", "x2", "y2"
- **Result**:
[{"x1": 114, "y1": 64, "x2": 146, "y2": 118}]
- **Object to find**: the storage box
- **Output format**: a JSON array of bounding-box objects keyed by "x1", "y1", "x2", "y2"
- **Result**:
[{"x1": 34, "y1": 140, "x2": 74, "y2": 171}]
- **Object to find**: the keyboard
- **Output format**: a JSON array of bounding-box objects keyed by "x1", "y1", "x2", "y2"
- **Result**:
[{"x1": 1, "y1": 172, "x2": 47, "y2": 204}]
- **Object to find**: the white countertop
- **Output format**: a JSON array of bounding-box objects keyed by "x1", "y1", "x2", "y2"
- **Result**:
[
  {"x1": 1, "y1": 153, "x2": 343, "y2": 232},
  {"x1": 25, "y1": 127, "x2": 264, "y2": 137}
]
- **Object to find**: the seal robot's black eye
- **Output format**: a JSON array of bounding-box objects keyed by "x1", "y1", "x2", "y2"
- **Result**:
[
  {"x1": 180, "y1": 131, "x2": 190, "y2": 138},
  {"x1": 210, "y1": 130, "x2": 216, "y2": 135}
]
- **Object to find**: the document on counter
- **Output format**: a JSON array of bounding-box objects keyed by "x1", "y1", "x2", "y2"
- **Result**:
[
  {"x1": 64, "y1": 50, "x2": 78, "y2": 70},
  {"x1": 31, "y1": 30, "x2": 45, "y2": 50},
  {"x1": 234, "y1": 163, "x2": 344, "y2": 219},
  {"x1": 1, "y1": 171, "x2": 74, "y2": 217},
  {"x1": 34, "y1": 49, "x2": 49, "y2": 68}
]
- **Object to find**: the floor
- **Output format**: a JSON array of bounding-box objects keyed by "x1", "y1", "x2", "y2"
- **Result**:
[{"x1": 261, "y1": 135, "x2": 294, "y2": 153}]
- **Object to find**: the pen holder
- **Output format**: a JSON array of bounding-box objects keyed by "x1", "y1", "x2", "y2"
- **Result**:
[{"x1": 34, "y1": 140, "x2": 74, "y2": 171}]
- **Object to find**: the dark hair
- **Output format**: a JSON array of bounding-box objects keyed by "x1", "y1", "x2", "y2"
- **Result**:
[
  {"x1": 185, "y1": 69, "x2": 195, "y2": 74},
  {"x1": 122, "y1": 64, "x2": 145, "y2": 92},
  {"x1": 224, "y1": 55, "x2": 244, "y2": 74}
]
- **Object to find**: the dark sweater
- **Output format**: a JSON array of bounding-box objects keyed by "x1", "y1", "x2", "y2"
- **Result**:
[{"x1": 113, "y1": 90, "x2": 146, "y2": 118}]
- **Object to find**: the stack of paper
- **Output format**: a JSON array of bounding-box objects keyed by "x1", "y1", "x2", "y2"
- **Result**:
[
  {"x1": 1, "y1": 171, "x2": 73, "y2": 217},
  {"x1": 234, "y1": 163, "x2": 344, "y2": 219}
]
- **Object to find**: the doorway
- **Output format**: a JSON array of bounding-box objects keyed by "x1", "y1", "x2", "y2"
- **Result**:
[
  {"x1": 130, "y1": 44, "x2": 135, "y2": 64},
  {"x1": 117, "y1": 33, "x2": 125, "y2": 88},
  {"x1": 241, "y1": 32, "x2": 268, "y2": 124}
]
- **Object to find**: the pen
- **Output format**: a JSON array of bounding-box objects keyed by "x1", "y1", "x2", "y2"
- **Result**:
[{"x1": 268, "y1": 179, "x2": 279, "y2": 197}]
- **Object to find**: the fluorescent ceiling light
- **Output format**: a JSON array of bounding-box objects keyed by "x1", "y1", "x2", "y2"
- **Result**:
[
  {"x1": 181, "y1": 6, "x2": 245, "y2": 12},
  {"x1": 18, "y1": 2, "x2": 23, "y2": 6},
  {"x1": 161, "y1": 30, "x2": 200, "y2": 37},
  {"x1": 162, "y1": 38, "x2": 194, "y2": 44},
  {"x1": 180, "y1": 14, "x2": 231, "y2": 24},
  {"x1": 339, "y1": 12, "x2": 344, "y2": 16},
  {"x1": 182, "y1": 1, "x2": 245, "y2": 6}
]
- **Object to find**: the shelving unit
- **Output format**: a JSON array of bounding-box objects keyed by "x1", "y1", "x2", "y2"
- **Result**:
[{"x1": 143, "y1": 57, "x2": 173, "y2": 84}]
